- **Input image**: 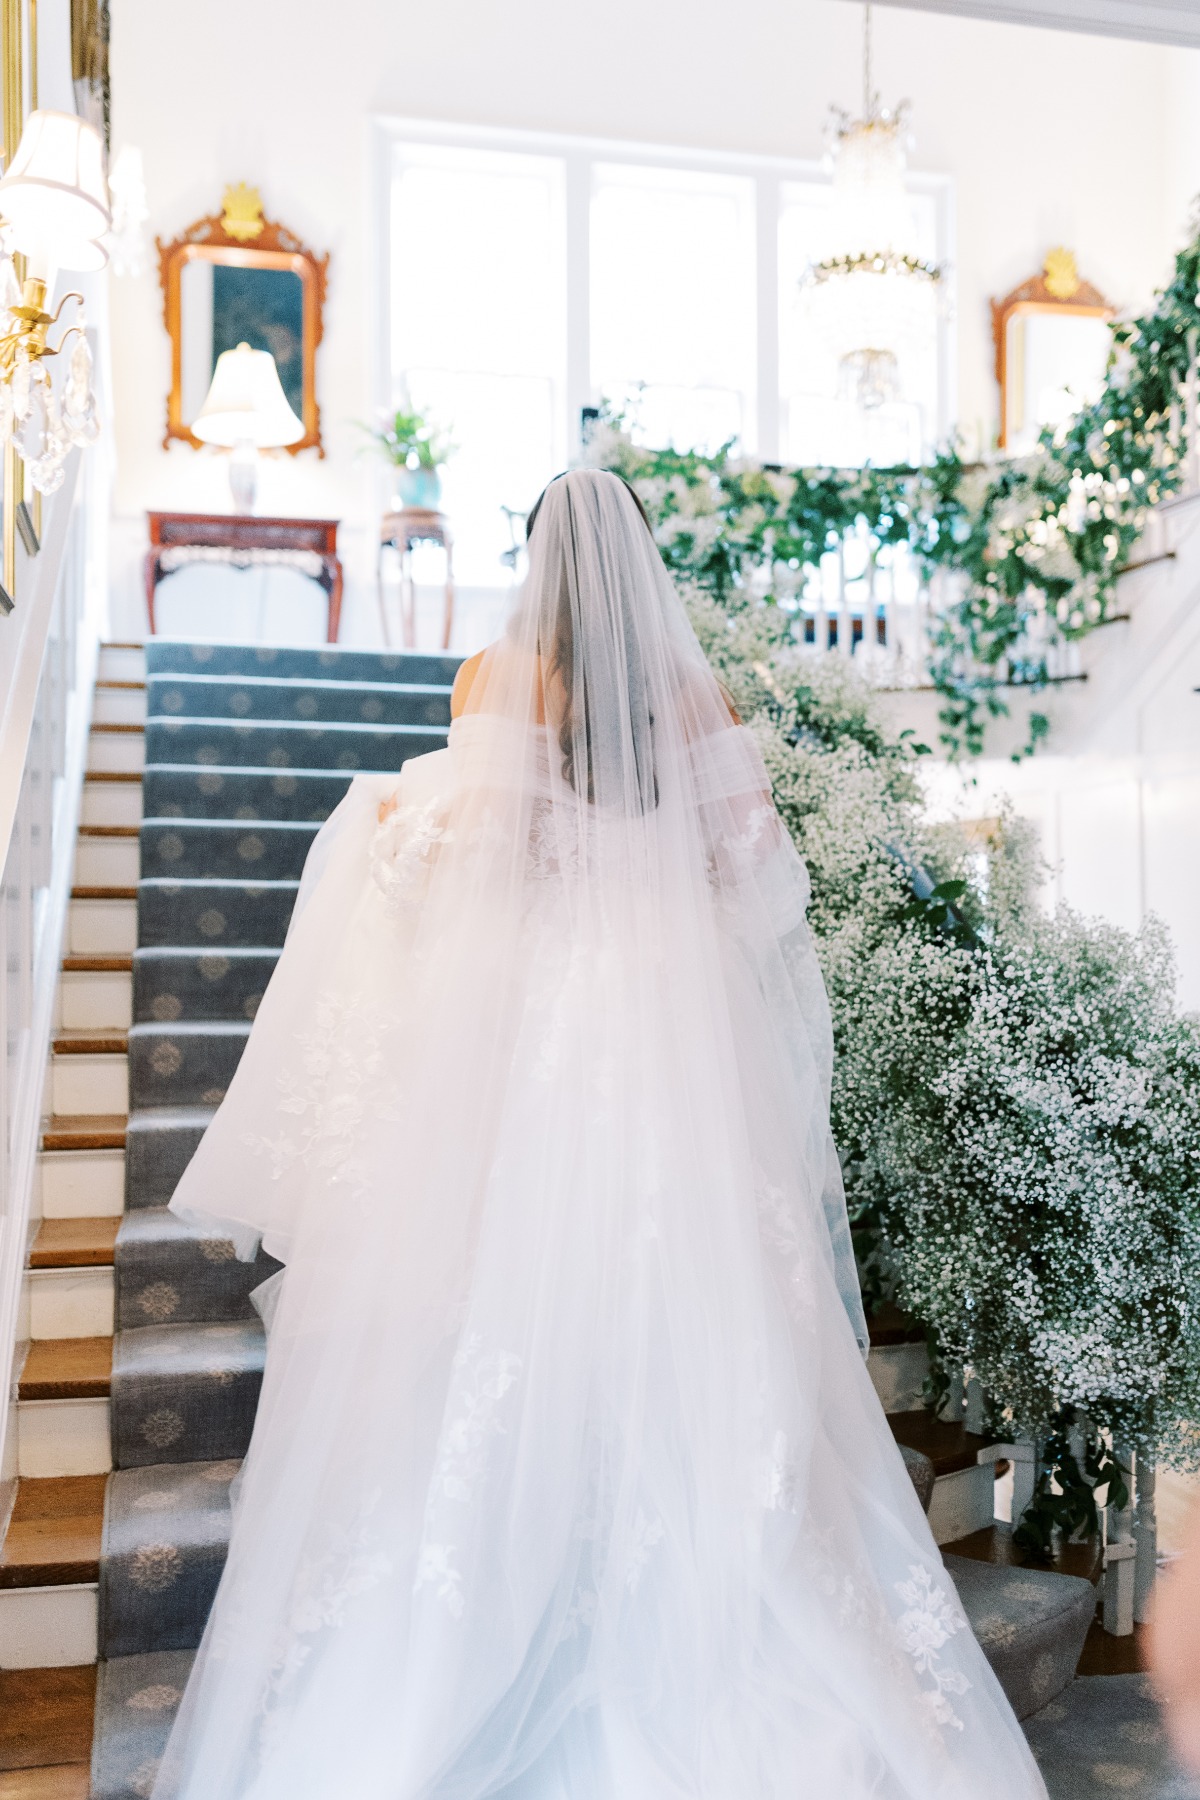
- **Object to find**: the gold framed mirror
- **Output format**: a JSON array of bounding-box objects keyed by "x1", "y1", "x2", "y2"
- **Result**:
[
  {"x1": 993, "y1": 250, "x2": 1113, "y2": 452},
  {"x1": 158, "y1": 185, "x2": 328, "y2": 456}
]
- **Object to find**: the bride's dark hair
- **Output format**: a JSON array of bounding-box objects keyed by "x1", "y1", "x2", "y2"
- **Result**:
[
  {"x1": 525, "y1": 471, "x2": 653, "y2": 544},
  {"x1": 526, "y1": 471, "x2": 659, "y2": 813}
]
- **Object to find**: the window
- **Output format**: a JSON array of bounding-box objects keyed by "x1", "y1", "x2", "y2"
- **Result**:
[
  {"x1": 388, "y1": 143, "x2": 566, "y2": 586},
  {"x1": 590, "y1": 163, "x2": 757, "y2": 455},
  {"x1": 376, "y1": 122, "x2": 952, "y2": 584}
]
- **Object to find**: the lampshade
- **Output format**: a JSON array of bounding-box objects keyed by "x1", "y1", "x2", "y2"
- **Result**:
[
  {"x1": 191, "y1": 343, "x2": 305, "y2": 449},
  {"x1": 0, "y1": 110, "x2": 111, "y2": 274}
]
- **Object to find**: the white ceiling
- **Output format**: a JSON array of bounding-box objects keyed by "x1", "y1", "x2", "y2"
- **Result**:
[{"x1": 840, "y1": 0, "x2": 1200, "y2": 50}]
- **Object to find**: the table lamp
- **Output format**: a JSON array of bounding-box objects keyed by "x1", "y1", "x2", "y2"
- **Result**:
[{"x1": 191, "y1": 342, "x2": 304, "y2": 512}]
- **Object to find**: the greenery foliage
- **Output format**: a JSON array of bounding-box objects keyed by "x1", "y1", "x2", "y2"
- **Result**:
[
  {"x1": 589, "y1": 225, "x2": 1200, "y2": 756},
  {"x1": 359, "y1": 402, "x2": 455, "y2": 471},
  {"x1": 680, "y1": 585, "x2": 1200, "y2": 1513},
  {"x1": 585, "y1": 227, "x2": 1200, "y2": 1535}
]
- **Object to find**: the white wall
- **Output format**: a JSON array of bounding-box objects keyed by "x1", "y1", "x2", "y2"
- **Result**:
[{"x1": 106, "y1": 0, "x2": 1199, "y2": 645}]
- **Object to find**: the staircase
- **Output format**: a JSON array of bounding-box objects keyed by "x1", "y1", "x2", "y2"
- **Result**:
[
  {"x1": 0, "y1": 638, "x2": 1105, "y2": 1797},
  {"x1": 0, "y1": 640, "x2": 457, "y2": 1799}
]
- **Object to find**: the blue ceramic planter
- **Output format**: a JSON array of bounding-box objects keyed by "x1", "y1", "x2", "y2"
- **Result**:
[{"x1": 394, "y1": 466, "x2": 442, "y2": 510}]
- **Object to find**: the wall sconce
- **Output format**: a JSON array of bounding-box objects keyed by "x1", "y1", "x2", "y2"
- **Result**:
[
  {"x1": 192, "y1": 341, "x2": 305, "y2": 512},
  {"x1": 0, "y1": 110, "x2": 111, "y2": 495}
]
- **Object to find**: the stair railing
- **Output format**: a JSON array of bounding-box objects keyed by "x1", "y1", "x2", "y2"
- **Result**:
[{"x1": 0, "y1": 449, "x2": 108, "y2": 1487}]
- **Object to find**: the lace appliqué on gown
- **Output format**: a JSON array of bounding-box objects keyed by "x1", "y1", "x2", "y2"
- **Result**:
[
  {"x1": 369, "y1": 800, "x2": 454, "y2": 918},
  {"x1": 894, "y1": 1564, "x2": 971, "y2": 1731},
  {"x1": 806, "y1": 1529, "x2": 971, "y2": 1739},
  {"x1": 242, "y1": 993, "x2": 391, "y2": 1193},
  {"x1": 414, "y1": 1335, "x2": 522, "y2": 1620},
  {"x1": 256, "y1": 1491, "x2": 394, "y2": 1761}
]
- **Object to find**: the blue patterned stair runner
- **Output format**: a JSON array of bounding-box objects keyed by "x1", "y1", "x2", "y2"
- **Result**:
[{"x1": 90, "y1": 639, "x2": 458, "y2": 1799}]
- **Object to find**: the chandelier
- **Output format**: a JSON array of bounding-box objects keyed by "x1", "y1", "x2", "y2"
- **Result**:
[{"x1": 802, "y1": 5, "x2": 943, "y2": 411}]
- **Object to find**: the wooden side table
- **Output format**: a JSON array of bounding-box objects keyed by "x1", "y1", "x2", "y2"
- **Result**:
[
  {"x1": 145, "y1": 512, "x2": 345, "y2": 642},
  {"x1": 377, "y1": 508, "x2": 454, "y2": 650}
]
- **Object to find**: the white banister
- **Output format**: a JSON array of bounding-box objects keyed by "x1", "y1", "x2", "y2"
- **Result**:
[{"x1": 0, "y1": 448, "x2": 107, "y2": 1488}]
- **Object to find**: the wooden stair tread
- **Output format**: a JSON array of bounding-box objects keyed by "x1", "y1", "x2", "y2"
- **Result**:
[
  {"x1": 943, "y1": 1521, "x2": 1104, "y2": 1585},
  {"x1": 19, "y1": 1338, "x2": 112, "y2": 1401},
  {"x1": 868, "y1": 1302, "x2": 926, "y2": 1348},
  {"x1": 76, "y1": 824, "x2": 139, "y2": 839},
  {"x1": 61, "y1": 954, "x2": 133, "y2": 974},
  {"x1": 69, "y1": 886, "x2": 137, "y2": 902},
  {"x1": 0, "y1": 1477, "x2": 106, "y2": 1589},
  {"x1": 41, "y1": 1116, "x2": 126, "y2": 1152},
  {"x1": 0, "y1": 1667, "x2": 96, "y2": 1772},
  {"x1": 1078, "y1": 1617, "x2": 1150, "y2": 1677},
  {"x1": 30, "y1": 1217, "x2": 119, "y2": 1269},
  {"x1": 51, "y1": 1030, "x2": 128, "y2": 1056},
  {"x1": 887, "y1": 1410, "x2": 992, "y2": 1477},
  {"x1": 0, "y1": 1765, "x2": 91, "y2": 1798},
  {"x1": 83, "y1": 772, "x2": 142, "y2": 784}
]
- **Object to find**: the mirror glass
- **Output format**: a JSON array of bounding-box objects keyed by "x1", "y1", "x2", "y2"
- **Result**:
[
  {"x1": 1002, "y1": 310, "x2": 1111, "y2": 453},
  {"x1": 179, "y1": 256, "x2": 306, "y2": 426}
]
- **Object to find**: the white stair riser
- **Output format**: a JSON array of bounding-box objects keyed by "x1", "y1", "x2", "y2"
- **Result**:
[
  {"x1": 98, "y1": 646, "x2": 146, "y2": 683},
  {"x1": 52, "y1": 1053, "x2": 129, "y2": 1116},
  {"x1": 81, "y1": 778, "x2": 143, "y2": 827},
  {"x1": 69, "y1": 898, "x2": 137, "y2": 955},
  {"x1": 0, "y1": 1584, "x2": 98, "y2": 1669},
  {"x1": 74, "y1": 836, "x2": 139, "y2": 887},
  {"x1": 59, "y1": 969, "x2": 133, "y2": 1032},
  {"x1": 88, "y1": 730, "x2": 144, "y2": 774},
  {"x1": 928, "y1": 1464, "x2": 997, "y2": 1547},
  {"x1": 24, "y1": 1268, "x2": 114, "y2": 1339},
  {"x1": 868, "y1": 1342, "x2": 931, "y2": 1415},
  {"x1": 92, "y1": 686, "x2": 147, "y2": 727},
  {"x1": 40, "y1": 1147, "x2": 125, "y2": 1218},
  {"x1": 18, "y1": 1398, "x2": 111, "y2": 1476}
]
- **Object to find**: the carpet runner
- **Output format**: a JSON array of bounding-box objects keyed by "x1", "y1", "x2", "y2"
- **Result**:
[{"x1": 91, "y1": 640, "x2": 456, "y2": 1798}]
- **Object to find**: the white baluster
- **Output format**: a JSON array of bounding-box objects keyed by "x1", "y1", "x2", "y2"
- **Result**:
[
  {"x1": 865, "y1": 541, "x2": 878, "y2": 661},
  {"x1": 1185, "y1": 330, "x2": 1200, "y2": 497},
  {"x1": 836, "y1": 538, "x2": 852, "y2": 658},
  {"x1": 1104, "y1": 1443, "x2": 1137, "y2": 1636},
  {"x1": 976, "y1": 1439, "x2": 1038, "y2": 1529},
  {"x1": 815, "y1": 556, "x2": 829, "y2": 655},
  {"x1": 1134, "y1": 1454, "x2": 1157, "y2": 1626}
]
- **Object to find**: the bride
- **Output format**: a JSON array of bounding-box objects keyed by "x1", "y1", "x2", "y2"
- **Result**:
[{"x1": 153, "y1": 469, "x2": 1046, "y2": 1798}]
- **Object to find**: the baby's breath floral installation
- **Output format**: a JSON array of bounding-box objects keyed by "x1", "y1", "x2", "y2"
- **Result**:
[
  {"x1": 587, "y1": 219, "x2": 1200, "y2": 759},
  {"x1": 582, "y1": 225, "x2": 1200, "y2": 1543},
  {"x1": 674, "y1": 581, "x2": 1200, "y2": 1549}
]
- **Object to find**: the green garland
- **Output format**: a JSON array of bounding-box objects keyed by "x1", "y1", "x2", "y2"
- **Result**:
[{"x1": 588, "y1": 226, "x2": 1200, "y2": 756}]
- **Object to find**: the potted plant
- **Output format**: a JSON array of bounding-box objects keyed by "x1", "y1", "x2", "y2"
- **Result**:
[{"x1": 360, "y1": 402, "x2": 455, "y2": 510}]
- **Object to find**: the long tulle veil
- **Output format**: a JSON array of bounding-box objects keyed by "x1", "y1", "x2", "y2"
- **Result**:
[{"x1": 154, "y1": 468, "x2": 1043, "y2": 1799}]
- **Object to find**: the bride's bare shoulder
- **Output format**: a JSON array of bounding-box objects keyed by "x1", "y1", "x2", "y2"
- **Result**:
[
  {"x1": 451, "y1": 641, "x2": 544, "y2": 719},
  {"x1": 450, "y1": 649, "x2": 488, "y2": 719}
]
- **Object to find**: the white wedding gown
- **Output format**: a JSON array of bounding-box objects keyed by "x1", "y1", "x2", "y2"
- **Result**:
[{"x1": 153, "y1": 471, "x2": 1046, "y2": 1799}]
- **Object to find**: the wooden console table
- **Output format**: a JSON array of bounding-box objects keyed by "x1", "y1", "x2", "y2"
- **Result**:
[{"x1": 145, "y1": 512, "x2": 344, "y2": 641}]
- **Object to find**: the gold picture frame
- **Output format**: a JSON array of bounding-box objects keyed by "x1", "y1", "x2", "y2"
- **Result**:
[
  {"x1": 157, "y1": 189, "x2": 329, "y2": 457},
  {"x1": 992, "y1": 250, "x2": 1114, "y2": 450}
]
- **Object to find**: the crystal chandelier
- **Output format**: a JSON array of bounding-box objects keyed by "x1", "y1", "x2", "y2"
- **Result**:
[
  {"x1": 0, "y1": 111, "x2": 109, "y2": 495},
  {"x1": 802, "y1": 5, "x2": 943, "y2": 411}
]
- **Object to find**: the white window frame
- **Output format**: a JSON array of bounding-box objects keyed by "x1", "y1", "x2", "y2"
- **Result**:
[{"x1": 369, "y1": 115, "x2": 957, "y2": 468}]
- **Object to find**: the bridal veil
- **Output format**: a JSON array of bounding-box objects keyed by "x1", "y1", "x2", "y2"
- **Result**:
[{"x1": 155, "y1": 470, "x2": 1045, "y2": 1798}]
